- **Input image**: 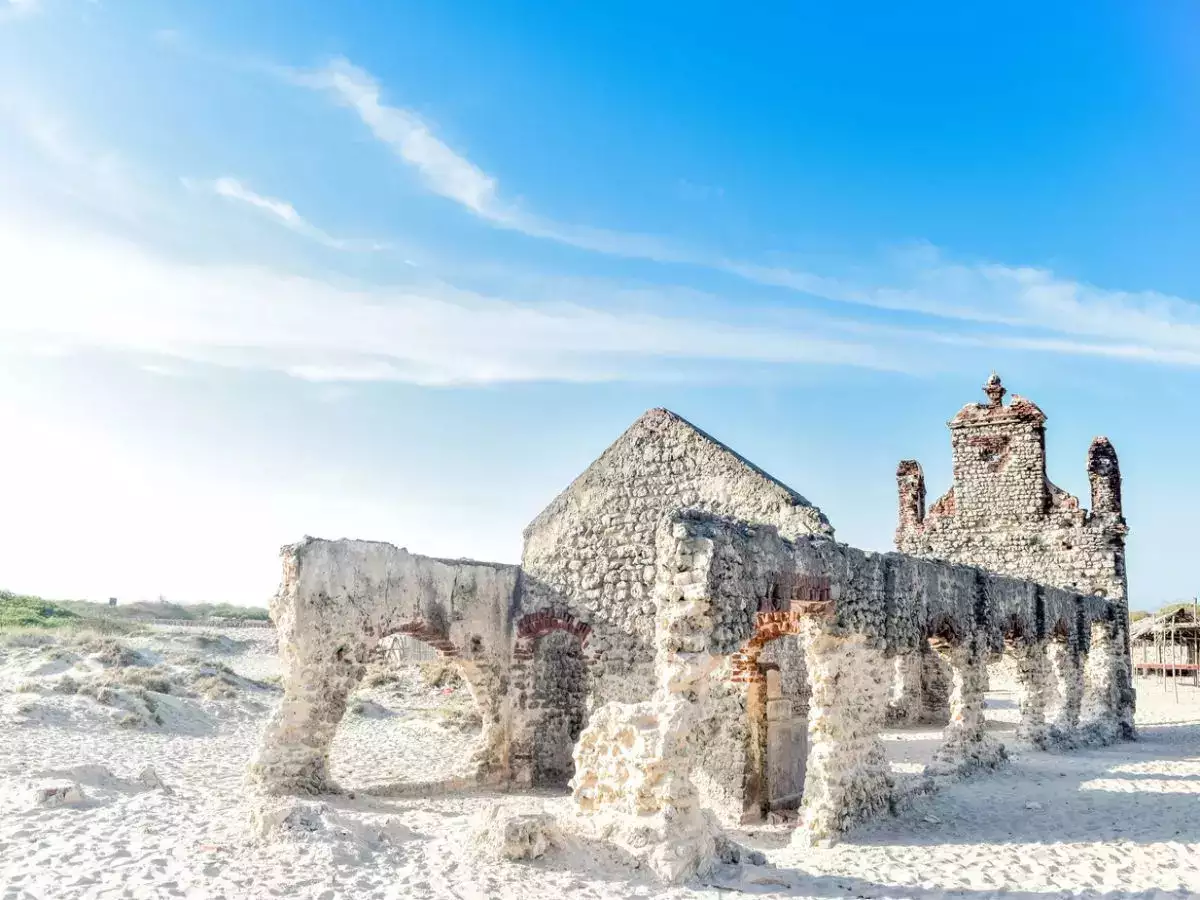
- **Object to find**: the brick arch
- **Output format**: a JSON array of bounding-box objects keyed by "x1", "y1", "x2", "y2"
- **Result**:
[
  {"x1": 731, "y1": 611, "x2": 807, "y2": 683},
  {"x1": 730, "y1": 573, "x2": 834, "y2": 684},
  {"x1": 513, "y1": 608, "x2": 592, "y2": 659}
]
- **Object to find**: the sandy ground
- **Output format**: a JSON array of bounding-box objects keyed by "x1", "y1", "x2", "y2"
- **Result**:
[{"x1": 1, "y1": 627, "x2": 1198, "y2": 900}]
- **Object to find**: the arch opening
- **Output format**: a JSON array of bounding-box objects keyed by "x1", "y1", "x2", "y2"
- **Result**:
[
  {"x1": 327, "y1": 624, "x2": 487, "y2": 794},
  {"x1": 509, "y1": 609, "x2": 592, "y2": 788}
]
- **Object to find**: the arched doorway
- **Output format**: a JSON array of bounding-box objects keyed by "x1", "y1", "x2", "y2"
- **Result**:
[
  {"x1": 530, "y1": 630, "x2": 587, "y2": 785},
  {"x1": 509, "y1": 609, "x2": 592, "y2": 788},
  {"x1": 756, "y1": 637, "x2": 809, "y2": 815},
  {"x1": 731, "y1": 609, "x2": 811, "y2": 822}
]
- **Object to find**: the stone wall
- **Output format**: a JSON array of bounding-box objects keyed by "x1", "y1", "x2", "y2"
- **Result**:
[
  {"x1": 528, "y1": 631, "x2": 587, "y2": 785},
  {"x1": 564, "y1": 507, "x2": 1124, "y2": 876},
  {"x1": 521, "y1": 407, "x2": 833, "y2": 712}
]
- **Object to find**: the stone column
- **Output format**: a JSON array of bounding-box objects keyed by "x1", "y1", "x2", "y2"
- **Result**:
[
  {"x1": 1009, "y1": 639, "x2": 1050, "y2": 747},
  {"x1": 887, "y1": 645, "x2": 950, "y2": 726},
  {"x1": 1080, "y1": 621, "x2": 1121, "y2": 744},
  {"x1": 1115, "y1": 619, "x2": 1137, "y2": 740},
  {"x1": 931, "y1": 638, "x2": 1006, "y2": 774},
  {"x1": 250, "y1": 644, "x2": 366, "y2": 794},
  {"x1": 568, "y1": 525, "x2": 725, "y2": 883},
  {"x1": 458, "y1": 659, "x2": 508, "y2": 783},
  {"x1": 886, "y1": 651, "x2": 924, "y2": 725},
  {"x1": 795, "y1": 621, "x2": 892, "y2": 846},
  {"x1": 506, "y1": 650, "x2": 536, "y2": 787},
  {"x1": 1046, "y1": 638, "x2": 1083, "y2": 738}
]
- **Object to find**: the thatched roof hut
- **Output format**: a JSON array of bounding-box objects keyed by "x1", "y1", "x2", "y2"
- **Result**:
[{"x1": 1131, "y1": 606, "x2": 1200, "y2": 676}]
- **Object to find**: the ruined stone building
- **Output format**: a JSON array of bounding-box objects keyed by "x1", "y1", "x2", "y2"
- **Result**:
[
  {"x1": 894, "y1": 374, "x2": 1133, "y2": 735},
  {"x1": 251, "y1": 391, "x2": 1133, "y2": 880}
]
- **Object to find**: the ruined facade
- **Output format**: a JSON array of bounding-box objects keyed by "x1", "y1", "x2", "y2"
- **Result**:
[
  {"x1": 894, "y1": 374, "x2": 1133, "y2": 737},
  {"x1": 250, "y1": 399, "x2": 1132, "y2": 882}
]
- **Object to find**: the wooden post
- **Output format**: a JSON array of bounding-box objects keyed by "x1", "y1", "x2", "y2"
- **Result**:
[{"x1": 1173, "y1": 614, "x2": 1180, "y2": 703}]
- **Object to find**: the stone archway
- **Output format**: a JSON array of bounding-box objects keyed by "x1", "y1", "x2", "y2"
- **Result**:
[
  {"x1": 731, "y1": 611, "x2": 810, "y2": 821},
  {"x1": 508, "y1": 609, "x2": 592, "y2": 787},
  {"x1": 249, "y1": 539, "x2": 520, "y2": 796},
  {"x1": 326, "y1": 622, "x2": 493, "y2": 790}
]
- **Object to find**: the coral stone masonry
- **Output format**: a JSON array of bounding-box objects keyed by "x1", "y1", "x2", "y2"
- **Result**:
[
  {"x1": 895, "y1": 374, "x2": 1133, "y2": 738},
  {"x1": 252, "y1": 388, "x2": 1134, "y2": 882}
]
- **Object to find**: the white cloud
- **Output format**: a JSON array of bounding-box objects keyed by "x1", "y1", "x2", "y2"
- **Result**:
[
  {"x1": 292, "y1": 58, "x2": 695, "y2": 262},
  {"x1": 287, "y1": 57, "x2": 1200, "y2": 364},
  {"x1": 184, "y1": 175, "x2": 388, "y2": 251},
  {"x1": 734, "y1": 245, "x2": 1200, "y2": 363},
  {"x1": 294, "y1": 59, "x2": 500, "y2": 217},
  {"x1": 0, "y1": 217, "x2": 907, "y2": 386}
]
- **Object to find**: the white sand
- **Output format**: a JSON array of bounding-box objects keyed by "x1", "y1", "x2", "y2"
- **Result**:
[{"x1": 2, "y1": 627, "x2": 1198, "y2": 899}]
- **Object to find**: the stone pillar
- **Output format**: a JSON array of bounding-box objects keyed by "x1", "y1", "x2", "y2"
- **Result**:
[
  {"x1": 1080, "y1": 621, "x2": 1121, "y2": 744},
  {"x1": 1009, "y1": 639, "x2": 1050, "y2": 747},
  {"x1": 506, "y1": 650, "x2": 536, "y2": 787},
  {"x1": 568, "y1": 525, "x2": 725, "y2": 883},
  {"x1": 931, "y1": 639, "x2": 1006, "y2": 774},
  {"x1": 920, "y1": 644, "x2": 952, "y2": 724},
  {"x1": 1115, "y1": 619, "x2": 1137, "y2": 740},
  {"x1": 458, "y1": 659, "x2": 508, "y2": 783},
  {"x1": 886, "y1": 651, "x2": 924, "y2": 725},
  {"x1": 1046, "y1": 638, "x2": 1083, "y2": 738},
  {"x1": 795, "y1": 621, "x2": 892, "y2": 845},
  {"x1": 250, "y1": 644, "x2": 366, "y2": 794}
]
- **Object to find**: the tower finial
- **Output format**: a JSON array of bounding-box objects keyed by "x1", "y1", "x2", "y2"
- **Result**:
[{"x1": 983, "y1": 371, "x2": 1006, "y2": 407}]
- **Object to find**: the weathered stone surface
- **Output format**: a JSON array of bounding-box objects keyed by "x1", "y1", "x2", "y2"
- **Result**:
[
  {"x1": 931, "y1": 641, "x2": 1007, "y2": 775},
  {"x1": 249, "y1": 540, "x2": 521, "y2": 794},
  {"x1": 521, "y1": 408, "x2": 833, "y2": 708},
  {"x1": 472, "y1": 807, "x2": 562, "y2": 861},
  {"x1": 249, "y1": 401, "x2": 1133, "y2": 873},
  {"x1": 895, "y1": 374, "x2": 1132, "y2": 741}
]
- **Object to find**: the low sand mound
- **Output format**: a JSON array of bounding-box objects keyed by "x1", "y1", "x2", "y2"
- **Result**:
[{"x1": 1, "y1": 630, "x2": 280, "y2": 732}]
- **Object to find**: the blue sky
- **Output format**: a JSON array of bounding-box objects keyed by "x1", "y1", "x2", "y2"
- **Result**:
[{"x1": 0, "y1": 1, "x2": 1197, "y2": 608}]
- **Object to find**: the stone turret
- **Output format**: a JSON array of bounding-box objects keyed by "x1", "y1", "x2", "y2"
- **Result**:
[
  {"x1": 896, "y1": 373, "x2": 1128, "y2": 605},
  {"x1": 945, "y1": 374, "x2": 1049, "y2": 527},
  {"x1": 896, "y1": 460, "x2": 926, "y2": 531},
  {"x1": 1087, "y1": 436, "x2": 1123, "y2": 519}
]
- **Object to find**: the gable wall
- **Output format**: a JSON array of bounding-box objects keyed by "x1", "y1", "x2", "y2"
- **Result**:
[{"x1": 520, "y1": 408, "x2": 831, "y2": 707}]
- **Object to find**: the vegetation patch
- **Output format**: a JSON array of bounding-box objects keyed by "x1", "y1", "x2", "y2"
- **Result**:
[{"x1": 0, "y1": 592, "x2": 81, "y2": 629}]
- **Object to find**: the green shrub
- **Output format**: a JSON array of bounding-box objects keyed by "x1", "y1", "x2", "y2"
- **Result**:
[{"x1": 0, "y1": 591, "x2": 81, "y2": 629}]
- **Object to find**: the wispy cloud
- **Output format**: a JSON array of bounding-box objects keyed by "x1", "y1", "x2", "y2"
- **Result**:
[
  {"x1": 183, "y1": 176, "x2": 388, "y2": 251},
  {"x1": 0, "y1": 92, "x2": 152, "y2": 224},
  {"x1": 0, "y1": 217, "x2": 907, "y2": 386},
  {"x1": 292, "y1": 59, "x2": 499, "y2": 216},
  {"x1": 9, "y1": 72, "x2": 1200, "y2": 380},
  {"x1": 290, "y1": 53, "x2": 1200, "y2": 364},
  {"x1": 731, "y1": 244, "x2": 1200, "y2": 364},
  {"x1": 291, "y1": 58, "x2": 695, "y2": 262}
]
